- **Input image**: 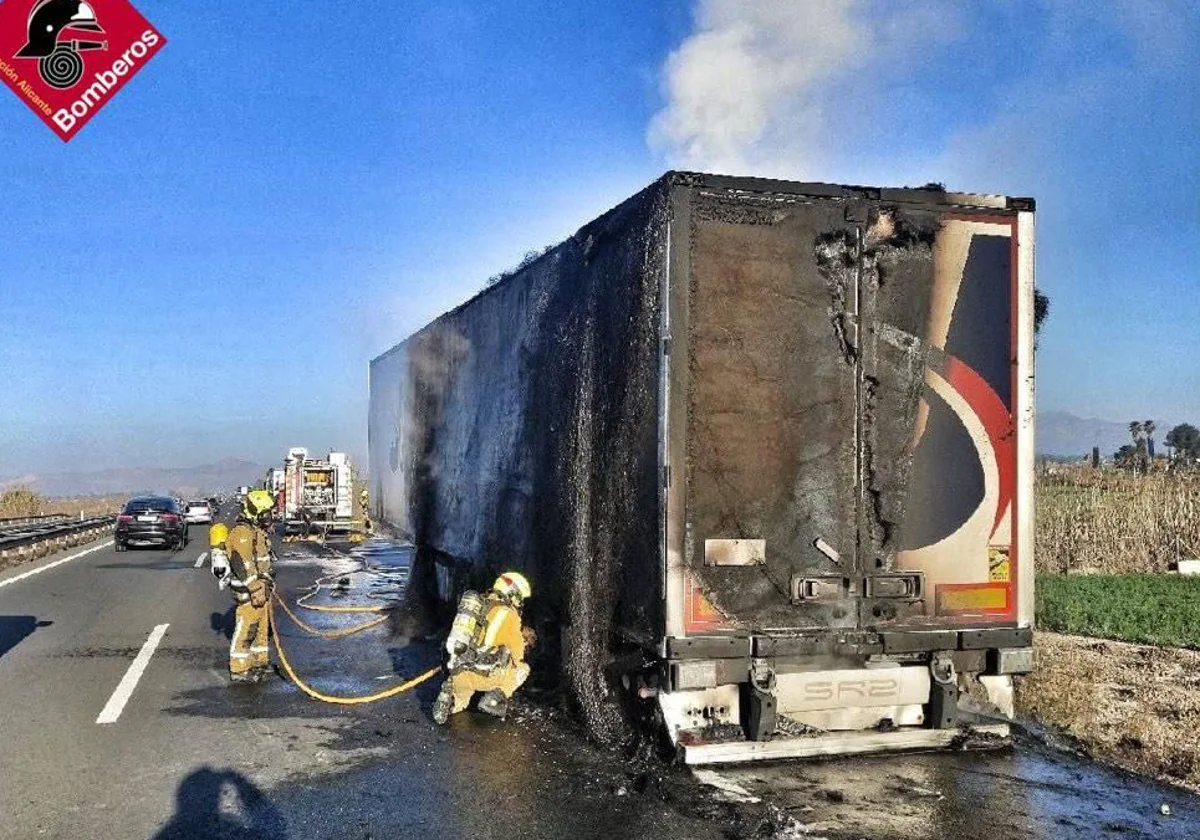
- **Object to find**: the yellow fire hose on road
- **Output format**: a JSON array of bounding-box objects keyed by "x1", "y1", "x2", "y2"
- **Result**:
[
  {"x1": 269, "y1": 597, "x2": 442, "y2": 704},
  {"x1": 266, "y1": 552, "x2": 442, "y2": 704},
  {"x1": 272, "y1": 592, "x2": 389, "y2": 639}
]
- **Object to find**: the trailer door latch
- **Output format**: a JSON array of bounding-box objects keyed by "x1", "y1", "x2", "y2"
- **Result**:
[
  {"x1": 864, "y1": 573, "x2": 924, "y2": 600},
  {"x1": 790, "y1": 575, "x2": 852, "y2": 603}
]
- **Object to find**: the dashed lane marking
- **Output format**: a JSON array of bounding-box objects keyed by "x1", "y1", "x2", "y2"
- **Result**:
[
  {"x1": 96, "y1": 624, "x2": 169, "y2": 725},
  {"x1": 0, "y1": 540, "x2": 114, "y2": 591},
  {"x1": 194, "y1": 552, "x2": 208, "y2": 568}
]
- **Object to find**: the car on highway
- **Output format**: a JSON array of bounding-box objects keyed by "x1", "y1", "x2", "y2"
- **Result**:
[
  {"x1": 184, "y1": 500, "x2": 213, "y2": 525},
  {"x1": 114, "y1": 496, "x2": 189, "y2": 551}
]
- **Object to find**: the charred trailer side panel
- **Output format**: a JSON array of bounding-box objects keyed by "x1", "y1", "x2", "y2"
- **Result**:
[
  {"x1": 369, "y1": 182, "x2": 669, "y2": 741},
  {"x1": 368, "y1": 172, "x2": 1036, "y2": 759}
]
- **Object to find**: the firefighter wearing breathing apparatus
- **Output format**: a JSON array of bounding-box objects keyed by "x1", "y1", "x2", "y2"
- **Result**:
[
  {"x1": 209, "y1": 490, "x2": 277, "y2": 683},
  {"x1": 433, "y1": 572, "x2": 533, "y2": 724}
]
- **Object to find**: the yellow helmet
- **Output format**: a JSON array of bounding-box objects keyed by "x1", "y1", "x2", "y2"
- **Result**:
[
  {"x1": 493, "y1": 571, "x2": 532, "y2": 606},
  {"x1": 209, "y1": 522, "x2": 229, "y2": 548},
  {"x1": 243, "y1": 489, "x2": 275, "y2": 520}
]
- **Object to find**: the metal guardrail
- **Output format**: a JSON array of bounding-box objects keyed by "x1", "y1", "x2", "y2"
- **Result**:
[{"x1": 0, "y1": 515, "x2": 116, "y2": 563}]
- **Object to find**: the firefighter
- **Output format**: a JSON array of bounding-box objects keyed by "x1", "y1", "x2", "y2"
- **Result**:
[
  {"x1": 209, "y1": 490, "x2": 277, "y2": 683},
  {"x1": 432, "y1": 572, "x2": 533, "y2": 724},
  {"x1": 359, "y1": 487, "x2": 372, "y2": 533}
]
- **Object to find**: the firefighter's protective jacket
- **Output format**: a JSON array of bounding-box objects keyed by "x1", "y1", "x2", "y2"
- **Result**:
[{"x1": 224, "y1": 523, "x2": 274, "y2": 604}]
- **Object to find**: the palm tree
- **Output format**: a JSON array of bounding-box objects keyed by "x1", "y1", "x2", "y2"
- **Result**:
[
  {"x1": 1127, "y1": 422, "x2": 1144, "y2": 474},
  {"x1": 1144, "y1": 420, "x2": 1157, "y2": 461},
  {"x1": 1129, "y1": 421, "x2": 1143, "y2": 444}
]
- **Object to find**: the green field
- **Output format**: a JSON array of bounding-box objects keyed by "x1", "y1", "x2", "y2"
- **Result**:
[{"x1": 1037, "y1": 573, "x2": 1200, "y2": 648}]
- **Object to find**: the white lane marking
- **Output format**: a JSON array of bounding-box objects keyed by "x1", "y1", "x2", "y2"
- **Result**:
[
  {"x1": 194, "y1": 551, "x2": 208, "y2": 568},
  {"x1": 0, "y1": 540, "x2": 114, "y2": 591},
  {"x1": 96, "y1": 624, "x2": 169, "y2": 725}
]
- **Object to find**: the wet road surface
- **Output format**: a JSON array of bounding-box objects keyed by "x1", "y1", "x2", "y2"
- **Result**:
[
  {"x1": 704, "y1": 734, "x2": 1200, "y2": 839},
  {"x1": 2, "y1": 528, "x2": 1200, "y2": 839}
]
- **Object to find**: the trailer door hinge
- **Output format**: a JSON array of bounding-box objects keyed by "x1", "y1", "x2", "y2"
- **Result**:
[{"x1": 662, "y1": 337, "x2": 672, "y2": 356}]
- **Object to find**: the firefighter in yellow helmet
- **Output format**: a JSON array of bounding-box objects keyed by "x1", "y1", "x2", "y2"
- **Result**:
[
  {"x1": 209, "y1": 489, "x2": 277, "y2": 683},
  {"x1": 359, "y1": 486, "x2": 373, "y2": 534},
  {"x1": 433, "y1": 571, "x2": 533, "y2": 724}
]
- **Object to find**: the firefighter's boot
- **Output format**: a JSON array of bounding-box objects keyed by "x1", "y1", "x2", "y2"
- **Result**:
[
  {"x1": 478, "y1": 689, "x2": 509, "y2": 719},
  {"x1": 432, "y1": 683, "x2": 454, "y2": 725}
]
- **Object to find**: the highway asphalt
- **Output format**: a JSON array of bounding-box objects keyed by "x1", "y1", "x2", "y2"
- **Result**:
[
  {"x1": 0, "y1": 525, "x2": 727, "y2": 840},
  {"x1": 2, "y1": 524, "x2": 1200, "y2": 839}
]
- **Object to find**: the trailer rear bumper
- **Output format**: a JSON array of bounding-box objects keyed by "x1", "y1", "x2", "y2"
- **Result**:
[{"x1": 681, "y1": 722, "x2": 1009, "y2": 765}]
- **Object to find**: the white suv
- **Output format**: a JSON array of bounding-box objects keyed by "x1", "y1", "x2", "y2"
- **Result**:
[{"x1": 184, "y1": 500, "x2": 213, "y2": 524}]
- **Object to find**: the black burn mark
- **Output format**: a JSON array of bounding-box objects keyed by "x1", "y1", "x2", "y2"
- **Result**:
[{"x1": 814, "y1": 229, "x2": 859, "y2": 365}]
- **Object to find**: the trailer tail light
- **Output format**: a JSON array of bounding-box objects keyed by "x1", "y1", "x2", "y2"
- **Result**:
[{"x1": 935, "y1": 583, "x2": 1010, "y2": 615}]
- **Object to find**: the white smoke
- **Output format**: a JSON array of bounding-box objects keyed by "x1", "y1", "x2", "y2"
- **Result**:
[
  {"x1": 647, "y1": 0, "x2": 965, "y2": 178},
  {"x1": 649, "y1": 0, "x2": 1195, "y2": 188}
]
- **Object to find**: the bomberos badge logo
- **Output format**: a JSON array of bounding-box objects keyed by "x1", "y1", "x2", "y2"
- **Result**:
[{"x1": 0, "y1": 0, "x2": 165, "y2": 141}]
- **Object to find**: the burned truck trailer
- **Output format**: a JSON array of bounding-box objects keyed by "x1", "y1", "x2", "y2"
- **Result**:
[{"x1": 368, "y1": 172, "x2": 1035, "y2": 762}]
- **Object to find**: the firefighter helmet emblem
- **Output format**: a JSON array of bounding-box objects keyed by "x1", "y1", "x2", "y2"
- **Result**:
[{"x1": 14, "y1": 0, "x2": 107, "y2": 89}]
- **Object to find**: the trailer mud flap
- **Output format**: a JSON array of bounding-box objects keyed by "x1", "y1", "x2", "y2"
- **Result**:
[{"x1": 742, "y1": 670, "x2": 777, "y2": 741}]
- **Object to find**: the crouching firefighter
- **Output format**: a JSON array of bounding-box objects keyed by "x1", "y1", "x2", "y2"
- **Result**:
[
  {"x1": 433, "y1": 572, "x2": 533, "y2": 724},
  {"x1": 209, "y1": 489, "x2": 278, "y2": 683}
]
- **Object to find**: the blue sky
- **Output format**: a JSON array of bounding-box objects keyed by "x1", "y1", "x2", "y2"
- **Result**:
[{"x1": 0, "y1": 0, "x2": 1197, "y2": 477}]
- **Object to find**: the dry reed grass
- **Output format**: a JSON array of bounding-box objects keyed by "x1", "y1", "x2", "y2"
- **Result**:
[
  {"x1": 1035, "y1": 468, "x2": 1200, "y2": 573},
  {"x1": 0, "y1": 486, "x2": 124, "y2": 519}
]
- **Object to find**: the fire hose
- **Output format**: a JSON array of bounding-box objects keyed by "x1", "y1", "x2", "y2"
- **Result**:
[
  {"x1": 268, "y1": 598, "x2": 441, "y2": 705},
  {"x1": 265, "y1": 552, "x2": 442, "y2": 704}
]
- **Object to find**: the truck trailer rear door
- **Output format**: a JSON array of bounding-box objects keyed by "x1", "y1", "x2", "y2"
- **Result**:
[
  {"x1": 680, "y1": 189, "x2": 862, "y2": 634},
  {"x1": 862, "y1": 207, "x2": 1023, "y2": 629},
  {"x1": 676, "y1": 186, "x2": 1025, "y2": 637}
]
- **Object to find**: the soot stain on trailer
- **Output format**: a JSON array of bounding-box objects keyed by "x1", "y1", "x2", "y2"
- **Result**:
[
  {"x1": 858, "y1": 208, "x2": 939, "y2": 568},
  {"x1": 814, "y1": 228, "x2": 860, "y2": 367},
  {"x1": 378, "y1": 181, "x2": 670, "y2": 742},
  {"x1": 812, "y1": 208, "x2": 940, "y2": 570},
  {"x1": 686, "y1": 193, "x2": 861, "y2": 628}
]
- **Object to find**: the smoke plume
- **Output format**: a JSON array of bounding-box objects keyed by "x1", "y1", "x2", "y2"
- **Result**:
[{"x1": 647, "y1": 0, "x2": 964, "y2": 177}]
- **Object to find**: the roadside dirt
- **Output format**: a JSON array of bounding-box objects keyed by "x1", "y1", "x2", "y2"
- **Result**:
[{"x1": 1016, "y1": 630, "x2": 1200, "y2": 792}]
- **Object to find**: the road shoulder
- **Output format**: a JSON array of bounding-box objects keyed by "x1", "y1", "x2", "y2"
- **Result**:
[
  {"x1": 0, "y1": 536, "x2": 115, "y2": 589},
  {"x1": 1017, "y1": 630, "x2": 1200, "y2": 792}
]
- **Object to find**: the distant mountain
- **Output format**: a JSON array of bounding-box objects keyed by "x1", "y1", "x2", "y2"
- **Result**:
[
  {"x1": 1037, "y1": 411, "x2": 1170, "y2": 458},
  {"x1": 0, "y1": 458, "x2": 270, "y2": 499}
]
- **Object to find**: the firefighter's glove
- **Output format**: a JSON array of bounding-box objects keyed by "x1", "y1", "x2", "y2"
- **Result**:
[
  {"x1": 249, "y1": 580, "x2": 268, "y2": 608},
  {"x1": 473, "y1": 648, "x2": 510, "y2": 672},
  {"x1": 522, "y1": 626, "x2": 538, "y2": 650}
]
